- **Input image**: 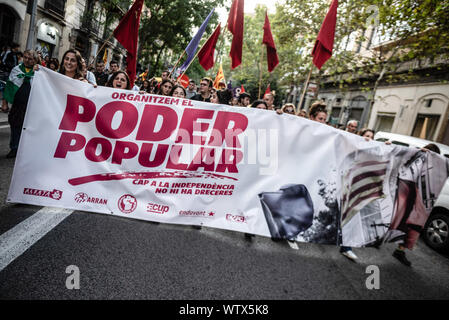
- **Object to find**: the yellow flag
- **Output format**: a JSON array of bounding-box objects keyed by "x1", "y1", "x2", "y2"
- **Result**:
[
  {"x1": 213, "y1": 63, "x2": 225, "y2": 89},
  {"x1": 103, "y1": 48, "x2": 108, "y2": 65}
]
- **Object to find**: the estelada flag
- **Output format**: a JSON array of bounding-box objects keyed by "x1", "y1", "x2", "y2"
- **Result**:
[
  {"x1": 198, "y1": 24, "x2": 221, "y2": 71},
  {"x1": 228, "y1": 0, "x2": 244, "y2": 69},
  {"x1": 102, "y1": 48, "x2": 108, "y2": 65},
  {"x1": 311, "y1": 0, "x2": 338, "y2": 70},
  {"x1": 213, "y1": 63, "x2": 225, "y2": 89},
  {"x1": 113, "y1": 0, "x2": 144, "y2": 87},
  {"x1": 262, "y1": 12, "x2": 279, "y2": 72},
  {"x1": 177, "y1": 74, "x2": 190, "y2": 88}
]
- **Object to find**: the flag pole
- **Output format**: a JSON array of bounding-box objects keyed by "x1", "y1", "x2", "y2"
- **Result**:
[
  {"x1": 295, "y1": 67, "x2": 313, "y2": 115},
  {"x1": 179, "y1": 24, "x2": 220, "y2": 79},
  {"x1": 214, "y1": 21, "x2": 228, "y2": 75},
  {"x1": 168, "y1": 51, "x2": 186, "y2": 79},
  {"x1": 94, "y1": 33, "x2": 115, "y2": 62},
  {"x1": 258, "y1": 44, "x2": 264, "y2": 99}
]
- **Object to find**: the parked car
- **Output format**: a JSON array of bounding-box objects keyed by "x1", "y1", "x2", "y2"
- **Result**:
[{"x1": 374, "y1": 131, "x2": 449, "y2": 252}]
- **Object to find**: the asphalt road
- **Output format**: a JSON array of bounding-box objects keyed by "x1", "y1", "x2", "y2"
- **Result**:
[{"x1": 0, "y1": 124, "x2": 448, "y2": 301}]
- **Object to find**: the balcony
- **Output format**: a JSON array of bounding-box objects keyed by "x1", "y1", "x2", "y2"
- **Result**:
[
  {"x1": 81, "y1": 13, "x2": 100, "y2": 35},
  {"x1": 44, "y1": 0, "x2": 66, "y2": 18}
]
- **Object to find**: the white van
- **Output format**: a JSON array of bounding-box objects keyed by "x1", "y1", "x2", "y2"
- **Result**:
[{"x1": 374, "y1": 131, "x2": 449, "y2": 252}]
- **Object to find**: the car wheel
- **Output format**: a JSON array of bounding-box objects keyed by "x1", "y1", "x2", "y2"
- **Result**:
[{"x1": 423, "y1": 213, "x2": 449, "y2": 252}]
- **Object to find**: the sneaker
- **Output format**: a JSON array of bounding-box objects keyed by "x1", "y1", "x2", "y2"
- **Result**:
[
  {"x1": 341, "y1": 250, "x2": 358, "y2": 261},
  {"x1": 393, "y1": 249, "x2": 411, "y2": 267}
]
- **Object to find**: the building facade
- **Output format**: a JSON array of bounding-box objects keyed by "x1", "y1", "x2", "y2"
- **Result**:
[{"x1": 1, "y1": 0, "x2": 126, "y2": 67}]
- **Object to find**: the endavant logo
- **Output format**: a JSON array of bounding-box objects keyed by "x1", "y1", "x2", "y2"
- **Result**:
[
  {"x1": 74, "y1": 192, "x2": 107, "y2": 205},
  {"x1": 179, "y1": 210, "x2": 215, "y2": 217},
  {"x1": 23, "y1": 188, "x2": 63, "y2": 200},
  {"x1": 118, "y1": 194, "x2": 137, "y2": 213}
]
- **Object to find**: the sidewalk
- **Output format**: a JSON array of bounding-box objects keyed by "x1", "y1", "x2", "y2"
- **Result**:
[{"x1": 0, "y1": 112, "x2": 7, "y2": 126}]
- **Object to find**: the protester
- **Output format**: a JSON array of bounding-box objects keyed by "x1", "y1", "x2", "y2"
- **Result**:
[
  {"x1": 360, "y1": 128, "x2": 375, "y2": 141},
  {"x1": 156, "y1": 79, "x2": 174, "y2": 96},
  {"x1": 308, "y1": 101, "x2": 328, "y2": 124},
  {"x1": 230, "y1": 96, "x2": 239, "y2": 106},
  {"x1": 59, "y1": 49, "x2": 84, "y2": 80},
  {"x1": 263, "y1": 92, "x2": 275, "y2": 110},
  {"x1": 251, "y1": 100, "x2": 268, "y2": 109},
  {"x1": 298, "y1": 109, "x2": 307, "y2": 117},
  {"x1": 191, "y1": 77, "x2": 213, "y2": 102},
  {"x1": 47, "y1": 58, "x2": 59, "y2": 71},
  {"x1": 2, "y1": 43, "x2": 20, "y2": 73},
  {"x1": 2, "y1": 50, "x2": 39, "y2": 158},
  {"x1": 161, "y1": 70, "x2": 170, "y2": 81},
  {"x1": 94, "y1": 61, "x2": 109, "y2": 86},
  {"x1": 186, "y1": 80, "x2": 197, "y2": 98},
  {"x1": 140, "y1": 79, "x2": 151, "y2": 92},
  {"x1": 238, "y1": 92, "x2": 251, "y2": 107},
  {"x1": 106, "y1": 71, "x2": 131, "y2": 90},
  {"x1": 210, "y1": 88, "x2": 219, "y2": 104},
  {"x1": 170, "y1": 84, "x2": 186, "y2": 98},
  {"x1": 346, "y1": 119, "x2": 358, "y2": 134},
  {"x1": 108, "y1": 60, "x2": 119, "y2": 80},
  {"x1": 281, "y1": 103, "x2": 296, "y2": 115},
  {"x1": 81, "y1": 58, "x2": 97, "y2": 85}
]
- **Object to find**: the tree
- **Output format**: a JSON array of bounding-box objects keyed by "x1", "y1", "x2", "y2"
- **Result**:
[{"x1": 137, "y1": 0, "x2": 225, "y2": 77}]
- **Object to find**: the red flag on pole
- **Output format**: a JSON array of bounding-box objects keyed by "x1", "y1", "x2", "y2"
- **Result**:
[
  {"x1": 311, "y1": 0, "x2": 338, "y2": 70},
  {"x1": 228, "y1": 0, "x2": 244, "y2": 69},
  {"x1": 198, "y1": 24, "x2": 221, "y2": 71},
  {"x1": 262, "y1": 12, "x2": 279, "y2": 72},
  {"x1": 113, "y1": 0, "x2": 144, "y2": 87},
  {"x1": 265, "y1": 84, "x2": 271, "y2": 96}
]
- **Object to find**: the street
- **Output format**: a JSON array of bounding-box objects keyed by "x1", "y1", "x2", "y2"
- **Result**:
[{"x1": 0, "y1": 123, "x2": 448, "y2": 300}]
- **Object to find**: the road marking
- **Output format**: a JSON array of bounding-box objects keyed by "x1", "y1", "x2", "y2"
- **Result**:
[
  {"x1": 0, "y1": 124, "x2": 9, "y2": 130},
  {"x1": 0, "y1": 207, "x2": 73, "y2": 272},
  {"x1": 287, "y1": 240, "x2": 299, "y2": 250}
]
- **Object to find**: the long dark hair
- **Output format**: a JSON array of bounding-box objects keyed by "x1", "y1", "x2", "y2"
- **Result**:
[
  {"x1": 170, "y1": 84, "x2": 186, "y2": 97},
  {"x1": 157, "y1": 79, "x2": 174, "y2": 95},
  {"x1": 59, "y1": 49, "x2": 83, "y2": 79},
  {"x1": 106, "y1": 71, "x2": 131, "y2": 90}
]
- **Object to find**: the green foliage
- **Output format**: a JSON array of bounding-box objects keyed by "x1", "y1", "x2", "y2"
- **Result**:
[{"x1": 137, "y1": 0, "x2": 224, "y2": 76}]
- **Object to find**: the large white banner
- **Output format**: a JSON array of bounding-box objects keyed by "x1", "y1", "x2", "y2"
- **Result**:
[{"x1": 7, "y1": 68, "x2": 449, "y2": 247}]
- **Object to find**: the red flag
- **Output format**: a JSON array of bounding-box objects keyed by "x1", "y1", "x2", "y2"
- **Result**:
[
  {"x1": 265, "y1": 84, "x2": 271, "y2": 96},
  {"x1": 311, "y1": 0, "x2": 338, "y2": 70},
  {"x1": 113, "y1": 0, "x2": 144, "y2": 87},
  {"x1": 228, "y1": 0, "x2": 244, "y2": 69},
  {"x1": 241, "y1": 84, "x2": 245, "y2": 93},
  {"x1": 198, "y1": 24, "x2": 221, "y2": 71},
  {"x1": 262, "y1": 12, "x2": 279, "y2": 72}
]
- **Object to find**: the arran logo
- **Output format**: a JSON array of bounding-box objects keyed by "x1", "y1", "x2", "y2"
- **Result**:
[
  {"x1": 74, "y1": 192, "x2": 107, "y2": 205},
  {"x1": 23, "y1": 188, "x2": 63, "y2": 200},
  {"x1": 147, "y1": 202, "x2": 169, "y2": 214},
  {"x1": 226, "y1": 214, "x2": 247, "y2": 223},
  {"x1": 118, "y1": 194, "x2": 137, "y2": 214}
]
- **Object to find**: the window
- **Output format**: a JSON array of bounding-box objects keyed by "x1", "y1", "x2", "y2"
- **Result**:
[
  {"x1": 374, "y1": 113, "x2": 395, "y2": 132},
  {"x1": 412, "y1": 114, "x2": 440, "y2": 140},
  {"x1": 45, "y1": 0, "x2": 66, "y2": 17}
]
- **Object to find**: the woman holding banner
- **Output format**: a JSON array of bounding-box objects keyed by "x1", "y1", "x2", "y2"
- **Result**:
[
  {"x1": 106, "y1": 71, "x2": 131, "y2": 90},
  {"x1": 58, "y1": 49, "x2": 84, "y2": 81}
]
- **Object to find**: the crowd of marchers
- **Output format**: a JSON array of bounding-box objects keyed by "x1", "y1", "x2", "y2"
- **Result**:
[{"x1": 1, "y1": 47, "x2": 443, "y2": 268}]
